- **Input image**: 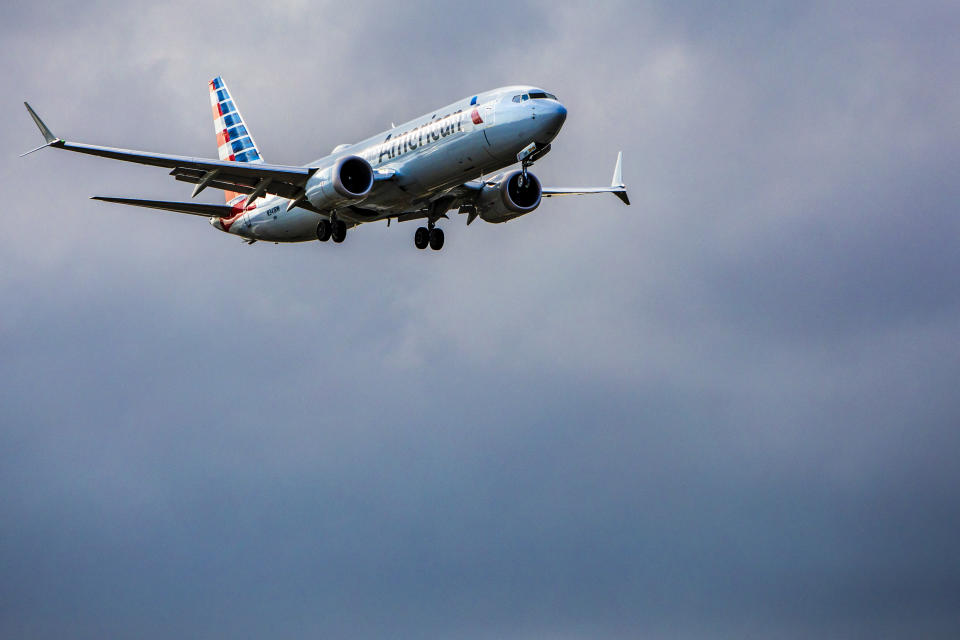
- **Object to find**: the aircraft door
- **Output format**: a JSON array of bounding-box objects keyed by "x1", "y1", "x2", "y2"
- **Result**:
[{"x1": 480, "y1": 101, "x2": 496, "y2": 127}]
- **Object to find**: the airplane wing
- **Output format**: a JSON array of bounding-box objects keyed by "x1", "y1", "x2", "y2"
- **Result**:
[
  {"x1": 445, "y1": 151, "x2": 630, "y2": 219},
  {"x1": 89, "y1": 197, "x2": 240, "y2": 217},
  {"x1": 540, "y1": 152, "x2": 630, "y2": 205},
  {"x1": 22, "y1": 102, "x2": 315, "y2": 203}
]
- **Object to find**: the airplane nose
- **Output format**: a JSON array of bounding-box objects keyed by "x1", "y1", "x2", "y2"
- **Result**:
[
  {"x1": 549, "y1": 101, "x2": 567, "y2": 124},
  {"x1": 539, "y1": 101, "x2": 567, "y2": 139}
]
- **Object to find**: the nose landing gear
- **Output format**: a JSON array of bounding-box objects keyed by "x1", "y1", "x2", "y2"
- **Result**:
[{"x1": 516, "y1": 141, "x2": 551, "y2": 188}]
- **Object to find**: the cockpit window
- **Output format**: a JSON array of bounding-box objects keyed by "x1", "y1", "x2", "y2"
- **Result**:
[{"x1": 513, "y1": 92, "x2": 559, "y2": 102}]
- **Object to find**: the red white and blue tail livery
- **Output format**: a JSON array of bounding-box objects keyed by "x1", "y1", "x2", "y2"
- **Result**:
[{"x1": 209, "y1": 76, "x2": 263, "y2": 206}]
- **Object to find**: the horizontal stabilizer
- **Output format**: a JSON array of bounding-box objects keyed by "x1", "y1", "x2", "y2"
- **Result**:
[{"x1": 90, "y1": 196, "x2": 238, "y2": 217}]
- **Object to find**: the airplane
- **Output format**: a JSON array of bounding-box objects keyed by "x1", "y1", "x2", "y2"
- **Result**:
[{"x1": 23, "y1": 78, "x2": 629, "y2": 250}]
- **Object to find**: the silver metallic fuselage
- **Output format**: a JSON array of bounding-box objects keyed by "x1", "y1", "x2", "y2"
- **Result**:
[{"x1": 216, "y1": 86, "x2": 567, "y2": 242}]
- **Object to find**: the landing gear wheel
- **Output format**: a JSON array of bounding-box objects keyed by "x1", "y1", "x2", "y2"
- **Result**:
[
  {"x1": 316, "y1": 220, "x2": 331, "y2": 242},
  {"x1": 414, "y1": 226, "x2": 430, "y2": 250},
  {"x1": 331, "y1": 219, "x2": 347, "y2": 243},
  {"x1": 429, "y1": 227, "x2": 444, "y2": 251},
  {"x1": 519, "y1": 161, "x2": 532, "y2": 188}
]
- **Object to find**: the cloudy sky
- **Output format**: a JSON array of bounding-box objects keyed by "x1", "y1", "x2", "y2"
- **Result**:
[{"x1": 2, "y1": 1, "x2": 959, "y2": 637}]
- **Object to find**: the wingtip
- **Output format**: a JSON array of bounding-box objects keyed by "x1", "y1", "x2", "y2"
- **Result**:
[
  {"x1": 612, "y1": 152, "x2": 628, "y2": 205},
  {"x1": 611, "y1": 151, "x2": 624, "y2": 188},
  {"x1": 24, "y1": 101, "x2": 57, "y2": 144}
]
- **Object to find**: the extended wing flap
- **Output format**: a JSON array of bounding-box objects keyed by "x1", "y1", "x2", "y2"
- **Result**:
[
  {"x1": 90, "y1": 196, "x2": 239, "y2": 217},
  {"x1": 169, "y1": 167, "x2": 301, "y2": 199},
  {"x1": 169, "y1": 172, "x2": 325, "y2": 214}
]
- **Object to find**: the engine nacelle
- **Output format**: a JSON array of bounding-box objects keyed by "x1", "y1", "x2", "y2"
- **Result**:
[
  {"x1": 305, "y1": 155, "x2": 374, "y2": 211},
  {"x1": 476, "y1": 170, "x2": 542, "y2": 223}
]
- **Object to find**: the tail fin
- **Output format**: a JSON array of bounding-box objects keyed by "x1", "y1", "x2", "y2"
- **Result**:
[{"x1": 208, "y1": 76, "x2": 264, "y2": 204}]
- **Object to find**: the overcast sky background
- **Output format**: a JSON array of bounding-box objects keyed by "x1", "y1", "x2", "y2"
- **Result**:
[{"x1": 2, "y1": 1, "x2": 959, "y2": 637}]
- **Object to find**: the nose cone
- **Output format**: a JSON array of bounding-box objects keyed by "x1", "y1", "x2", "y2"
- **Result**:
[
  {"x1": 539, "y1": 101, "x2": 567, "y2": 141},
  {"x1": 553, "y1": 101, "x2": 568, "y2": 121}
]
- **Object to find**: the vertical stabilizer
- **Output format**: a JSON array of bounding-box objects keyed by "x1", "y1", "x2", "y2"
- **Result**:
[{"x1": 208, "y1": 76, "x2": 264, "y2": 204}]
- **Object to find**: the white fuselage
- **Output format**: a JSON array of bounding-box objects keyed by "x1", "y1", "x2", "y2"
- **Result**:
[{"x1": 212, "y1": 86, "x2": 567, "y2": 242}]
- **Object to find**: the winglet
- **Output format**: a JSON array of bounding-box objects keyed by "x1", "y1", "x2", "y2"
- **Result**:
[
  {"x1": 611, "y1": 151, "x2": 630, "y2": 205},
  {"x1": 611, "y1": 151, "x2": 624, "y2": 188},
  {"x1": 24, "y1": 102, "x2": 57, "y2": 144},
  {"x1": 21, "y1": 102, "x2": 60, "y2": 157}
]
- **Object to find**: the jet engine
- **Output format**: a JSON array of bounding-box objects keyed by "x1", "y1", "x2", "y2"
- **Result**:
[
  {"x1": 305, "y1": 155, "x2": 374, "y2": 210},
  {"x1": 475, "y1": 170, "x2": 542, "y2": 223}
]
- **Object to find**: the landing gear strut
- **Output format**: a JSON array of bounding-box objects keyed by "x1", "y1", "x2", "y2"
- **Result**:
[
  {"x1": 516, "y1": 141, "x2": 549, "y2": 188},
  {"x1": 518, "y1": 161, "x2": 532, "y2": 188}
]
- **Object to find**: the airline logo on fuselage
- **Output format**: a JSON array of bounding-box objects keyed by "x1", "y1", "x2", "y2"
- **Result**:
[{"x1": 376, "y1": 108, "x2": 474, "y2": 164}]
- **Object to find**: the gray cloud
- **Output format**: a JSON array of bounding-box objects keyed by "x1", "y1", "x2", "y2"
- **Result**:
[{"x1": 2, "y1": 1, "x2": 960, "y2": 637}]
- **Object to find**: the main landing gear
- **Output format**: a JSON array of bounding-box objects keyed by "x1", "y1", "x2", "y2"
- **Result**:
[
  {"x1": 331, "y1": 219, "x2": 347, "y2": 243},
  {"x1": 415, "y1": 197, "x2": 451, "y2": 251},
  {"x1": 317, "y1": 219, "x2": 347, "y2": 243},
  {"x1": 415, "y1": 224, "x2": 444, "y2": 250},
  {"x1": 316, "y1": 220, "x2": 331, "y2": 241}
]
